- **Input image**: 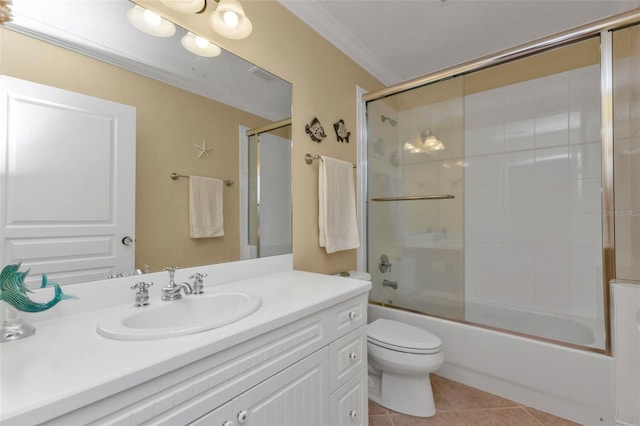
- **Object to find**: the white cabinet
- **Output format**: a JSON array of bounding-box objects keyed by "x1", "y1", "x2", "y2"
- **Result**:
[
  {"x1": 330, "y1": 370, "x2": 368, "y2": 426},
  {"x1": 189, "y1": 402, "x2": 233, "y2": 426},
  {"x1": 330, "y1": 327, "x2": 367, "y2": 391},
  {"x1": 190, "y1": 349, "x2": 329, "y2": 426},
  {"x1": 54, "y1": 294, "x2": 368, "y2": 426}
]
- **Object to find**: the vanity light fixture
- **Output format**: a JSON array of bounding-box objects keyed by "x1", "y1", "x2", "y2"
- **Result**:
[
  {"x1": 181, "y1": 32, "x2": 222, "y2": 57},
  {"x1": 127, "y1": 5, "x2": 176, "y2": 37},
  {"x1": 210, "y1": 0, "x2": 253, "y2": 40},
  {"x1": 403, "y1": 128, "x2": 445, "y2": 154},
  {"x1": 160, "y1": 0, "x2": 206, "y2": 14},
  {"x1": 420, "y1": 127, "x2": 445, "y2": 151}
]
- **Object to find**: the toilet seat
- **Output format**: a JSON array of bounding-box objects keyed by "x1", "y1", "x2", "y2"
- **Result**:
[{"x1": 368, "y1": 319, "x2": 442, "y2": 354}]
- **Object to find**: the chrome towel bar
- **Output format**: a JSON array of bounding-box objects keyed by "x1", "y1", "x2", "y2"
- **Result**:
[
  {"x1": 305, "y1": 153, "x2": 356, "y2": 168},
  {"x1": 370, "y1": 195, "x2": 454, "y2": 201},
  {"x1": 170, "y1": 173, "x2": 233, "y2": 187}
]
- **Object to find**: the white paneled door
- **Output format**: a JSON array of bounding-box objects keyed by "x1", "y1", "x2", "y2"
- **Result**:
[{"x1": 0, "y1": 76, "x2": 136, "y2": 285}]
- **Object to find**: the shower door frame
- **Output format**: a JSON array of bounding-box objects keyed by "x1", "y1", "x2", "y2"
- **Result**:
[{"x1": 359, "y1": 8, "x2": 640, "y2": 356}]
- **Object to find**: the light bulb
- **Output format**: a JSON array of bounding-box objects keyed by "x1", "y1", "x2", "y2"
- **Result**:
[
  {"x1": 128, "y1": 6, "x2": 176, "y2": 37},
  {"x1": 424, "y1": 135, "x2": 437, "y2": 147},
  {"x1": 195, "y1": 36, "x2": 209, "y2": 48},
  {"x1": 181, "y1": 32, "x2": 222, "y2": 57},
  {"x1": 143, "y1": 9, "x2": 162, "y2": 26},
  {"x1": 209, "y1": 0, "x2": 252, "y2": 40},
  {"x1": 223, "y1": 10, "x2": 239, "y2": 28}
]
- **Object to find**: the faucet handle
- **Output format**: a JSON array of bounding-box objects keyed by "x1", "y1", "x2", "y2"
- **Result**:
[
  {"x1": 131, "y1": 282, "x2": 153, "y2": 307},
  {"x1": 164, "y1": 266, "x2": 178, "y2": 282},
  {"x1": 188, "y1": 272, "x2": 208, "y2": 280},
  {"x1": 188, "y1": 272, "x2": 207, "y2": 294},
  {"x1": 131, "y1": 281, "x2": 153, "y2": 291}
]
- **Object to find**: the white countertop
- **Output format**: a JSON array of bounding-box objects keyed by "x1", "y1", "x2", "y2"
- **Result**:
[{"x1": 0, "y1": 270, "x2": 371, "y2": 425}]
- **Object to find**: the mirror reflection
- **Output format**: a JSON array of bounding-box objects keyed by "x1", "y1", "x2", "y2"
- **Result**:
[{"x1": 1, "y1": 0, "x2": 292, "y2": 285}]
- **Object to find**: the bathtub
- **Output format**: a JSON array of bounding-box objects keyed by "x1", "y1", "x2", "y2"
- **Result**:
[
  {"x1": 376, "y1": 289, "x2": 604, "y2": 348},
  {"x1": 369, "y1": 300, "x2": 616, "y2": 425}
]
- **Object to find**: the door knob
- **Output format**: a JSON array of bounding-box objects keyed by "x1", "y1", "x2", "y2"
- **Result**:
[{"x1": 122, "y1": 236, "x2": 134, "y2": 246}]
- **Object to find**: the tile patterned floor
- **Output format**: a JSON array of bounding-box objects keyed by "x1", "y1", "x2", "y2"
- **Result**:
[{"x1": 368, "y1": 375, "x2": 581, "y2": 426}]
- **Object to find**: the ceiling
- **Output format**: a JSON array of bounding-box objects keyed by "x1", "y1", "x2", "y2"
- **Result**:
[{"x1": 279, "y1": 0, "x2": 640, "y2": 86}]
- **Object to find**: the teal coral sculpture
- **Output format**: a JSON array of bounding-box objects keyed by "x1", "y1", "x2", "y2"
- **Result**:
[{"x1": 0, "y1": 263, "x2": 75, "y2": 313}]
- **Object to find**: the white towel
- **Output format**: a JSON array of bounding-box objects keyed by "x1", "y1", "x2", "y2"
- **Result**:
[
  {"x1": 319, "y1": 156, "x2": 360, "y2": 253},
  {"x1": 189, "y1": 176, "x2": 224, "y2": 238}
]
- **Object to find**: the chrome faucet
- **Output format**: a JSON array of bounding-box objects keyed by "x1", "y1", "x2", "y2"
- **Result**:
[
  {"x1": 188, "y1": 272, "x2": 208, "y2": 295},
  {"x1": 161, "y1": 267, "x2": 193, "y2": 301},
  {"x1": 382, "y1": 279, "x2": 398, "y2": 290},
  {"x1": 131, "y1": 281, "x2": 153, "y2": 307}
]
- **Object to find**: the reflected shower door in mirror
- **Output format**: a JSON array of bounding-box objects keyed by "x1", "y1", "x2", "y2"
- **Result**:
[
  {"x1": 243, "y1": 121, "x2": 292, "y2": 259},
  {"x1": 1, "y1": 0, "x2": 292, "y2": 285}
]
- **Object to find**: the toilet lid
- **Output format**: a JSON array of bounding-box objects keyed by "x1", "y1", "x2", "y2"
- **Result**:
[{"x1": 368, "y1": 319, "x2": 442, "y2": 353}]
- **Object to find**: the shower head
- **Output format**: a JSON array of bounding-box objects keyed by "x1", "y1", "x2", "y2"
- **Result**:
[{"x1": 381, "y1": 115, "x2": 397, "y2": 127}]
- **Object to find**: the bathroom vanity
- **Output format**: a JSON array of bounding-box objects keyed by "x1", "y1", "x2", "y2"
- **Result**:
[{"x1": 0, "y1": 263, "x2": 371, "y2": 426}]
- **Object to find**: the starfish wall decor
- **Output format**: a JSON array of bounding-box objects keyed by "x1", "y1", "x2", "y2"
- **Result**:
[{"x1": 194, "y1": 141, "x2": 213, "y2": 158}]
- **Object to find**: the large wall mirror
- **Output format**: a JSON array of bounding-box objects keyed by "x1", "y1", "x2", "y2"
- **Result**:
[{"x1": 1, "y1": 0, "x2": 292, "y2": 285}]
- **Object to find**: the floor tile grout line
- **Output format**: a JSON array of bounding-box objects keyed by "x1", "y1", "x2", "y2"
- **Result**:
[
  {"x1": 456, "y1": 409, "x2": 474, "y2": 426},
  {"x1": 520, "y1": 406, "x2": 547, "y2": 425},
  {"x1": 454, "y1": 405, "x2": 532, "y2": 412}
]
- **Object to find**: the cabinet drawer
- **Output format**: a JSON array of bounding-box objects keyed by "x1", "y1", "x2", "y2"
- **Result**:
[
  {"x1": 330, "y1": 368, "x2": 367, "y2": 426},
  {"x1": 188, "y1": 402, "x2": 232, "y2": 426},
  {"x1": 330, "y1": 294, "x2": 367, "y2": 340},
  {"x1": 330, "y1": 326, "x2": 367, "y2": 391}
]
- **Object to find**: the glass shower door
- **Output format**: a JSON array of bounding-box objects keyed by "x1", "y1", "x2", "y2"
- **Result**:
[
  {"x1": 366, "y1": 36, "x2": 607, "y2": 350},
  {"x1": 367, "y1": 78, "x2": 466, "y2": 320}
]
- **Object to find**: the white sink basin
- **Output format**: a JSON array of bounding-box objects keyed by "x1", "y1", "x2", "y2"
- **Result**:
[{"x1": 97, "y1": 291, "x2": 262, "y2": 340}]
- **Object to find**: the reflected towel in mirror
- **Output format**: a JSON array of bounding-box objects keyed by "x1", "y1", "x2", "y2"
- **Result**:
[
  {"x1": 189, "y1": 176, "x2": 224, "y2": 238},
  {"x1": 318, "y1": 156, "x2": 359, "y2": 253}
]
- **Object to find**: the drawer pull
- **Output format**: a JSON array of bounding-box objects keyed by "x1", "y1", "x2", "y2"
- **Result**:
[
  {"x1": 349, "y1": 352, "x2": 357, "y2": 361},
  {"x1": 348, "y1": 311, "x2": 357, "y2": 320},
  {"x1": 222, "y1": 421, "x2": 233, "y2": 426},
  {"x1": 237, "y1": 410, "x2": 248, "y2": 423},
  {"x1": 349, "y1": 410, "x2": 358, "y2": 419}
]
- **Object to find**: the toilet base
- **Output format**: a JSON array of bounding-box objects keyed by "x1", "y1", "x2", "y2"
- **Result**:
[{"x1": 368, "y1": 371, "x2": 436, "y2": 417}]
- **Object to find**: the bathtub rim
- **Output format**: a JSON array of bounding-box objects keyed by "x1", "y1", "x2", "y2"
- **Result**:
[{"x1": 368, "y1": 300, "x2": 609, "y2": 355}]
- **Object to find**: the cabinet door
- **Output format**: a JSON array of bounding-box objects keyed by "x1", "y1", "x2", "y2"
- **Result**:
[
  {"x1": 330, "y1": 326, "x2": 367, "y2": 391},
  {"x1": 232, "y1": 348, "x2": 329, "y2": 426},
  {"x1": 188, "y1": 401, "x2": 233, "y2": 426},
  {"x1": 330, "y1": 368, "x2": 367, "y2": 426}
]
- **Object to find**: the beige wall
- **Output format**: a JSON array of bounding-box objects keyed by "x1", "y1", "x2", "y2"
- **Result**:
[
  {"x1": 135, "y1": 0, "x2": 384, "y2": 273},
  {"x1": 0, "y1": 28, "x2": 272, "y2": 272}
]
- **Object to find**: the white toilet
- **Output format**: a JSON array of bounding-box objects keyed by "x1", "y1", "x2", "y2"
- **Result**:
[{"x1": 367, "y1": 318, "x2": 444, "y2": 417}]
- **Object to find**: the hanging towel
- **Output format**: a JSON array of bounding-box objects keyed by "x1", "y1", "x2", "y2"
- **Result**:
[
  {"x1": 318, "y1": 156, "x2": 360, "y2": 253},
  {"x1": 189, "y1": 176, "x2": 224, "y2": 238}
]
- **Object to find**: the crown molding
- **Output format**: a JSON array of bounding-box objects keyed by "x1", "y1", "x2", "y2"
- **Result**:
[{"x1": 278, "y1": 0, "x2": 400, "y2": 86}]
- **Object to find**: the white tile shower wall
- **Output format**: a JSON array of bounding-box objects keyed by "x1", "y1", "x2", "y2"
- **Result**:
[
  {"x1": 465, "y1": 65, "x2": 603, "y2": 319},
  {"x1": 612, "y1": 282, "x2": 640, "y2": 426}
]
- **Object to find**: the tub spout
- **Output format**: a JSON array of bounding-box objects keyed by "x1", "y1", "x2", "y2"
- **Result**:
[{"x1": 382, "y1": 279, "x2": 398, "y2": 290}]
